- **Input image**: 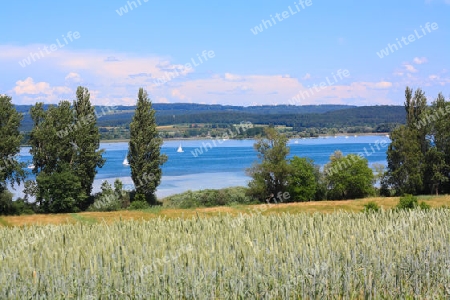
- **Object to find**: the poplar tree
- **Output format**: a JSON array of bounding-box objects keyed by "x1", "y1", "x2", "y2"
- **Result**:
[
  {"x1": 73, "y1": 87, "x2": 105, "y2": 206},
  {"x1": 385, "y1": 87, "x2": 429, "y2": 195},
  {"x1": 128, "y1": 88, "x2": 167, "y2": 204}
]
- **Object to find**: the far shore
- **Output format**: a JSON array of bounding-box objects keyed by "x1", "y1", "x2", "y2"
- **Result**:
[
  {"x1": 19, "y1": 132, "x2": 390, "y2": 146},
  {"x1": 99, "y1": 132, "x2": 389, "y2": 143}
]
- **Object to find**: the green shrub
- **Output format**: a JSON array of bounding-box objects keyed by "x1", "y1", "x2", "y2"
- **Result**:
[
  {"x1": 128, "y1": 201, "x2": 150, "y2": 210},
  {"x1": 0, "y1": 192, "x2": 35, "y2": 215},
  {"x1": 362, "y1": 201, "x2": 380, "y2": 213},
  {"x1": 163, "y1": 187, "x2": 252, "y2": 208},
  {"x1": 396, "y1": 194, "x2": 418, "y2": 210},
  {"x1": 419, "y1": 201, "x2": 431, "y2": 210},
  {"x1": 88, "y1": 180, "x2": 129, "y2": 212}
]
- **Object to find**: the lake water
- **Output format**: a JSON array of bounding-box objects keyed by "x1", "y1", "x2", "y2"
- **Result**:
[{"x1": 14, "y1": 135, "x2": 390, "y2": 199}]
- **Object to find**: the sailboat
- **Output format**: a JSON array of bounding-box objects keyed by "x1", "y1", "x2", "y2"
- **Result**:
[
  {"x1": 177, "y1": 144, "x2": 184, "y2": 153},
  {"x1": 27, "y1": 164, "x2": 35, "y2": 169},
  {"x1": 123, "y1": 155, "x2": 130, "y2": 166}
]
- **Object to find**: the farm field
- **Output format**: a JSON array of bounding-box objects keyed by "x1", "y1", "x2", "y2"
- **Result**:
[
  {"x1": 1, "y1": 195, "x2": 450, "y2": 227},
  {"x1": 1, "y1": 197, "x2": 450, "y2": 298}
]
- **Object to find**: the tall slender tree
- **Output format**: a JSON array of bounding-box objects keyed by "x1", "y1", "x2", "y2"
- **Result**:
[
  {"x1": 384, "y1": 87, "x2": 450, "y2": 195},
  {"x1": 73, "y1": 86, "x2": 105, "y2": 203},
  {"x1": 128, "y1": 88, "x2": 167, "y2": 204},
  {"x1": 0, "y1": 95, "x2": 25, "y2": 194}
]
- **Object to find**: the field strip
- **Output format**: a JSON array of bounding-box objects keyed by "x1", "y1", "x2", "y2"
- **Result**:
[{"x1": 1, "y1": 195, "x2": 449, "y2": 227}]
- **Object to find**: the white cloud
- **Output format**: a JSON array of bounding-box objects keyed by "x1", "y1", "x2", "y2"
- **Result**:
[
  {"x1": 13, "y1": 77, "x2": 70, "y2": 96},
  {"x1": 404, "y1": 64, "x2": 418, "y2": 73},
  {"x1": 0, "y1": 45, "x2": 414, "y2": 106},
  {"x1": 224, "y1": 73, "x2": 244, "y2": 82},
  {"x1": 12, "y1": 77, "x2": 72, "y2": 103},
  {"x1": 413, "y1": 57, "x2": 428, "y2": 64},
  {"x1": 374, "y1": 81, "x2": 393, "y2": 89},
  {"x1": 65, "y1": 72, "x2": 82, "y2": 83}
]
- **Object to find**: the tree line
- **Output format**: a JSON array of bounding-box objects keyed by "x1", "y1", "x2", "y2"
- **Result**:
[
  {"x1": 1, "y1": 86, "x2": 449, "y2": 215},
  {"x1": 382, "y1": 87, "x2": 450, "y2": 196},
  {"x1": 246, "y1": 127, "x2": 376, "y2": 202},
  {"x1": 0, "y1": 87, "x2": 166, "y2": 214},
  {"x1": 246, "y1": 87, "x2": 449, "y2": 203}
]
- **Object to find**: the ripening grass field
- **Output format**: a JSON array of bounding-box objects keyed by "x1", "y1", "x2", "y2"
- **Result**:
[{"x1": 1, "y1": 209, "x2": 450, "y2": 299}]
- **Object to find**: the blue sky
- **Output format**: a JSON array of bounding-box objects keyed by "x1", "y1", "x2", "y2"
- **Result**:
[{"x1": 0, "y1": 0, "x2": 448, "y2": 106}]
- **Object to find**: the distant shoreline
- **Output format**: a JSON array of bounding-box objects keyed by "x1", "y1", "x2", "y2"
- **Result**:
[
  {"x1": 98, "y1": 132, "x2": 390, "y2": 144},
  {"x1": 20, "y1": 132, "x2": 390, "y2": 146}
]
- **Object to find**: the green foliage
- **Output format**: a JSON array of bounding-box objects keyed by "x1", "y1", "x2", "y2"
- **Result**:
[
  {"x1": 0, "y1": 95, "x2": 25, "y2": 194},
  {"x1": 246, "y1": 127, "x2": 291, "y2": 201},
  {"x1": 385, "y1": 87, "x2": 450, "y2": 196},
  {"x1": 89, "y1": 180, "x2": 129, "y2": 212},
  {"x1": 0, "y1": 190, "x2": 14, "y2": 215},
  {"x1": 72, "y1": 87, "x2": 105, "y2": 199},
  {"x1": 29, "y1": 87, "x2": 104, "y2": 213},
  {"x1": 128, "y1": 200, "x2": 150, "y2": 210},
  {"x1": 287, "y1": 156, "x2": 317, "y2": 201},
  {"x1": 0, "y1": 191, "x2": 35, "y2": 215},
  {"x1": 419, "y1": 201, "x2": 431, "y2": 210},
  {"x1": 163, "y1": 187, "x2": 252, "y2": 208},
  {"x1": 363, "y1": 201, "x2": 380, "y2": 213},
  {"x1": 396, "y1": 194, "x2": 418, "y2": 210},
  {"x1": 133, "y1": 193, "x2": 146, "y2": 203},
  {"x1": 129, "y1": 88, "x2": 167, "y2": 205},
  {"x1": 36, "y1": 164, "x2": 84, "y2": 213},
  {"x1": 385, "y1": 125, "x2": 425, "y2": 195},
  {"x1": 324, "y1": 151, "x2": 375, "y2": 200}
]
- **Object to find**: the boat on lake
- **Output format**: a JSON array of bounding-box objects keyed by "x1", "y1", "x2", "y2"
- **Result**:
[{"x1": 123, "y1": 156, "x2": 130, "y2": 166}]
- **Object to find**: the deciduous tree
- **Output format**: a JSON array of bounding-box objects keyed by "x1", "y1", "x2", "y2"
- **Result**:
[
  {"x1": 287, "y1": 156, "x2": 317, "y2": 201},
  {"x1": 246, "y1": 127, "x2": 290, "y2": 201},
  {"x1": 0, "y1": 95, "x2": 25, "y2": 195},
  {"x1": 324, "y1": 151, "x2": 374, "y2": 200}
]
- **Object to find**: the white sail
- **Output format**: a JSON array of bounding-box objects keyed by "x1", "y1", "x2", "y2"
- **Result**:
[
  {"x1": 177, "y1": 144, "x2": 184, "y2": 153},
  {"x1": 123, "y1": 156, "x2": 129, "y2": 166}
]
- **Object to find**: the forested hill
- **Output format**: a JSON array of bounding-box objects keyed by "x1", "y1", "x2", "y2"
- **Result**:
[{"x1": 16, "y1": 103, "x2": 405, "y2": 132}]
